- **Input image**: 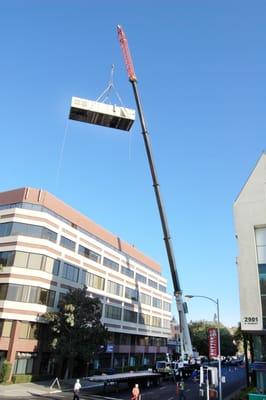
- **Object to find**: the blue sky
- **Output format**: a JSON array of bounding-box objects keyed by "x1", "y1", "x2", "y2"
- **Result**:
[{"x1": 1, "y1": 1, "x2": 266, "y2": 327}]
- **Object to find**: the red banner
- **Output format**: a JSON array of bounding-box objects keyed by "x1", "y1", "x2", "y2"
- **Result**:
[{"x1": 208, "y1": 327, "x2": 218, "y2": 358}]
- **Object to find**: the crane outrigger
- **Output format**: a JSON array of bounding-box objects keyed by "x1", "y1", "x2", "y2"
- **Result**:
[{"x1": 117, "y1": 25, "x2": 193, "y2": 360}]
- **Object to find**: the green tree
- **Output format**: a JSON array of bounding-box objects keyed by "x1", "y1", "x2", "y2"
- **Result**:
[
  {"x1": 233, "y1": 322, "x2": 244, "y2": 353},
  {"x1": 220, "y1": 326, "x2": 238, "y2": 356},
  {"x1": 44, "y1": 286, "x2": 108, "y2": 378},
  {"x1": 189, "y1": 320, "x2": 237, "y2": 357},
  {"x1": 189, "y1": 320, "x2": 209, "y2": 356}
]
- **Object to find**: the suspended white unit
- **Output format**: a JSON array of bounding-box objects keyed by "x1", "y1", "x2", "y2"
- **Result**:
[{"x1": 69, "y1": 97, "x2": 135, "y2": 132}]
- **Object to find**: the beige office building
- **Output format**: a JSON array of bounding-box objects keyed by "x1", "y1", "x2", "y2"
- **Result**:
[
  {"x1": 234, "y1": 153, "x2": 266, "y2": 390},
  {"x1": 0, "y1": 187, "x2": 172, "y2": 379}
]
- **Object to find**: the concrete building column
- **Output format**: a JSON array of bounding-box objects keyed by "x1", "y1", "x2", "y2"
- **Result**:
[{"x1": 6, "y1": 320, "x2": 21, "y2": 381}]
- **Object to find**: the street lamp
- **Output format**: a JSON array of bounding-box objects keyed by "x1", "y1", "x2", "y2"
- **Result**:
[{"x1": 185, "y1": 295, "x2": 222, "y2": 400}]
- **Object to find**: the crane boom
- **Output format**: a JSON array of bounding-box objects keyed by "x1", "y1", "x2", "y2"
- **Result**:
[
  {"x1": 117, "y1": 25, "x2": 137, "y2": 82},
  {"x1": 117, "y1": 25, "x2": 193, "y2": 358}
]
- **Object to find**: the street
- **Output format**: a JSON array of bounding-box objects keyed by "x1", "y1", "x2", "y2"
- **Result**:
[{"x1": 9, "y1": 365, "x2": 246, "y2": 400}]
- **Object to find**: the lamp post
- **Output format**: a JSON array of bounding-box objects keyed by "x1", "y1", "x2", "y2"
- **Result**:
[{"x1": 185, "y1": 295, "x2": 222, "y2": 400}]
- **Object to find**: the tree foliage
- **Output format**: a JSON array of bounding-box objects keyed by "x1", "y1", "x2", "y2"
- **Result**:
[
  {"x1": 44, "y1": 286, "x2": 108, "y2": 378},
  {"x1": 189, "y1": 320, "x2": 237, "y2": 357},
  {"x1": 232, "y1": 322, "x2": 244, "y2": 353}
]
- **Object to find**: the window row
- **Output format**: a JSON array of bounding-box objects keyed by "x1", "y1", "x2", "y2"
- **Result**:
[
  {"x1": 0, "y1": 283, "x2": 55, "y2": 306},
  {"x1": 104, "y1": 304, "x2": 170, "y2": 328},
  {"x1": 0, "y1": 250, "x2": 60, "y2": 275},
  {"x1": 78, "y1": 246, "x2": 167, "y2": 293},
  {"x1": 0, "y1": 222, "x2": 167, "y2": 292},
  {"x1": 0, "y1": 250, "x2": 171, "y2": 311},
  {"x1": 111, "y1": 332, "x2": 167, "y2": 347},
  {"x1": 60, "y1": 268, "x2": 171, "y2": 311},
  {"x1": 0, "y1": 206, "x2": 167, "y2": 292},
  {"x1": 0, "y1": 222, "x2": 57, "y2": 243},
  {"x1": 104, "y1": 279, "x2": 171, "y2": 311}
]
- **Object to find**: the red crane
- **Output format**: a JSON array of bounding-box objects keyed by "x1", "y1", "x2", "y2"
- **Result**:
[
  {"x1": 117, "y1": 25, "x2": 137, "y2": 82},
  {"x1": 117, "y1": 25, "x2": 193, "y2": 360}
]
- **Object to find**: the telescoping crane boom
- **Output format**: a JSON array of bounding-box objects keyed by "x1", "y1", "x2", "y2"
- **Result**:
[{"x1": 117, "y1": 25, "x2": 193, "y2": 359}]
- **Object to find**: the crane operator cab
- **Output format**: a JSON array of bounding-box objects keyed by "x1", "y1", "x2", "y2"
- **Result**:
[{"x1": 69, "y1": 97, "x2": 135, "y2": 132}]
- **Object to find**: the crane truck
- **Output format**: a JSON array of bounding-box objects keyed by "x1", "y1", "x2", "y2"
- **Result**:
[{"x1": 117, "y1": 25, "x2": 194, "y2": 361}]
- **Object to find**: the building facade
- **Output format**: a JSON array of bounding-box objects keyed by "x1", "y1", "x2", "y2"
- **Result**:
[
  {"x1": 0, "y1": 187, "x2": 172, "y2": 378},
  {"x1": 234, "y1": 153, "x2": 266, "y2": 391}
]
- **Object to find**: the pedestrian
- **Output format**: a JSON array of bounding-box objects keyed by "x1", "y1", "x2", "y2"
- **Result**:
[
  {"x1": 191, "y1": 369, "x2": 197, "y2": 382},
  {"x1": 73, "y1": 378, "x2": 81, "y2": 400},
  {"x1": 131, "y1": 383, "x2": 141, "y2": 400},
  {"x1": 176, "y1": 382, "x2": 180, "y2": 397},
  {"x1": 179, "y1": 379, "x2": 185, "y2": 400}
]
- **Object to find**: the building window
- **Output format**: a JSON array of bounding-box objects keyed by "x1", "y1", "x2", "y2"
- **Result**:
[
  {"x1": 136, "y1": 273, "x2": 147, "y2": 284},
  {"x1": 259, "y1": 264, "x2": 266, "y2": 294},
  {"x1": 107, "y1": 281, "x2": 123, "y2": 297},
  {"x1": 152, "y1": 316, "x2": 161, "y2": 327},
  {"x1": 256, "y1": 228, "x2": 266, "y2": 328},
  {"x1": 7, "y1": 284, "x2": 24, "y2": 302},
  {"x1": 0, "y1": 251, "x2": 15, "y2": 267},
  {"x1": 140, "y1": 292, "x2": 151, "y2": 306},
  {"x1": 50, "y1": 259, "x2": 60, "y2": 275},
  {"x1": 60, "y1": 236, "x2": 76, "y2": 251},
  {"x1": 123, "y1": 309, "x2": 137, "y2": 323},
  {"x1": 13, "y1": 353, "x2": 36, "y2": 375},
  {"x1": 27, "y1": 253, "x2": 45, "y2": 270},
  {"x1": 41, "y1": 226, "x2": 57, "y2": 242},
  {"x1": 78, "y1": 245, "x2": 101, "y2": 263},
  {"x1": 62, "y1": 262, "x2": 79, "y2": 282},
  {"x1": 159, "y1": 284, "x2": 166, "y2": 293},
  {"x1": 0, "y1": 250, "x2": 60, "y2": 275},
  {"x1": 81, "y1": 270, "x2": 105, "y2": 290},
  {"x1": 125, "y1": 287, "x2": 138, "y2": 301},
  {"x1": 121, "y1": 266, "x2": 134, "y2": 278},
  {"x1": 163, "y1": 301, "x2": 171, "y2": 312},
  {"x1": 103, "y1": 257, "x2": 119, "y2": 272},
  {"x1": 0, "y1": 222, "x2": 57, "y2": 243},
  {"x1": 139, "y1": 313, "x2": 150, "y2": 325},
  {"x1": 13, "y1": 251, "x2": 29, "y2": 268},
  {"x1": 47, "y1": 290, "x2": 55, "y2": 307},
  {"x1": 19, "y1": 322, "x2": 38, "y2": 339},
  {"x1": 0, "y1": 284, "x2": 8, "y2": 300},
  {"x1": 152, "y1": 297, "x2": 162, "y2": 309},
  {"x1": 0, "y1": 319, "x2": 12, "y2": 337},
  {"x1": 39, "y1": 288, "x2": 49, "y2": 305},
  {"x1": 253, "y1": 336, "x2": 266, "y2": 362},
  {"x1": 0, "y1": 222, "x2": 12, "y2": 236},
  {"x1": 163, "y1": 319, "x2": 170, "y2": 329},
  {"x1": 148, "y1": 279, "x2": 157, "y2": 289},
  {"x1": 0, "y1": 283, "x2": 55, "y2": 306},
  {"x1": 256, "y1": 228, "x2": 266, "y2": 263},
  {"x1": 105, "y1": 304, "x2": 122, "y2": 320}
]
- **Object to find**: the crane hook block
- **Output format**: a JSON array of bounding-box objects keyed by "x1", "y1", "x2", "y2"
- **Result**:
[{"x1": 69, "y1": 97, "x2": 135, "y2": 132}]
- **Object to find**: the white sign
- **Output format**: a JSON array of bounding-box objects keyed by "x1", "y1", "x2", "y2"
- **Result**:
[{"x1": 242, "y1": 316, "x2": 261, "y2": 330}]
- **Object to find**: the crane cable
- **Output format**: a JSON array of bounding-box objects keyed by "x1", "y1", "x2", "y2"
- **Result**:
[
  {"x1": 55, "y1": 118, "x2": 69, "y2": 189},
  {"x1": 96, "y1": 64, "x2": 124, "y2": 107},
  {"x1": 96, "y1": 64, "x2": 133, "y2": 160}
]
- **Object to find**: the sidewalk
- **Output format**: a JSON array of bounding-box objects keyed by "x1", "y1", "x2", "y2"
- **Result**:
[
  {"x1": 224, "y1": 387, "x2": 246, "y2": 400},
  {"x1": 0, "y1": 378, "x2": 103, "y2": 398},
  {"x1": 0, "y1": 379, "x2": 245, "y2": 399}
]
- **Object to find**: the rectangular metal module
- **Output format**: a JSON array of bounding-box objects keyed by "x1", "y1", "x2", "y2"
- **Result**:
[{"x1": 69, "y1": 97, "x2": 135, "y2": 131}]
